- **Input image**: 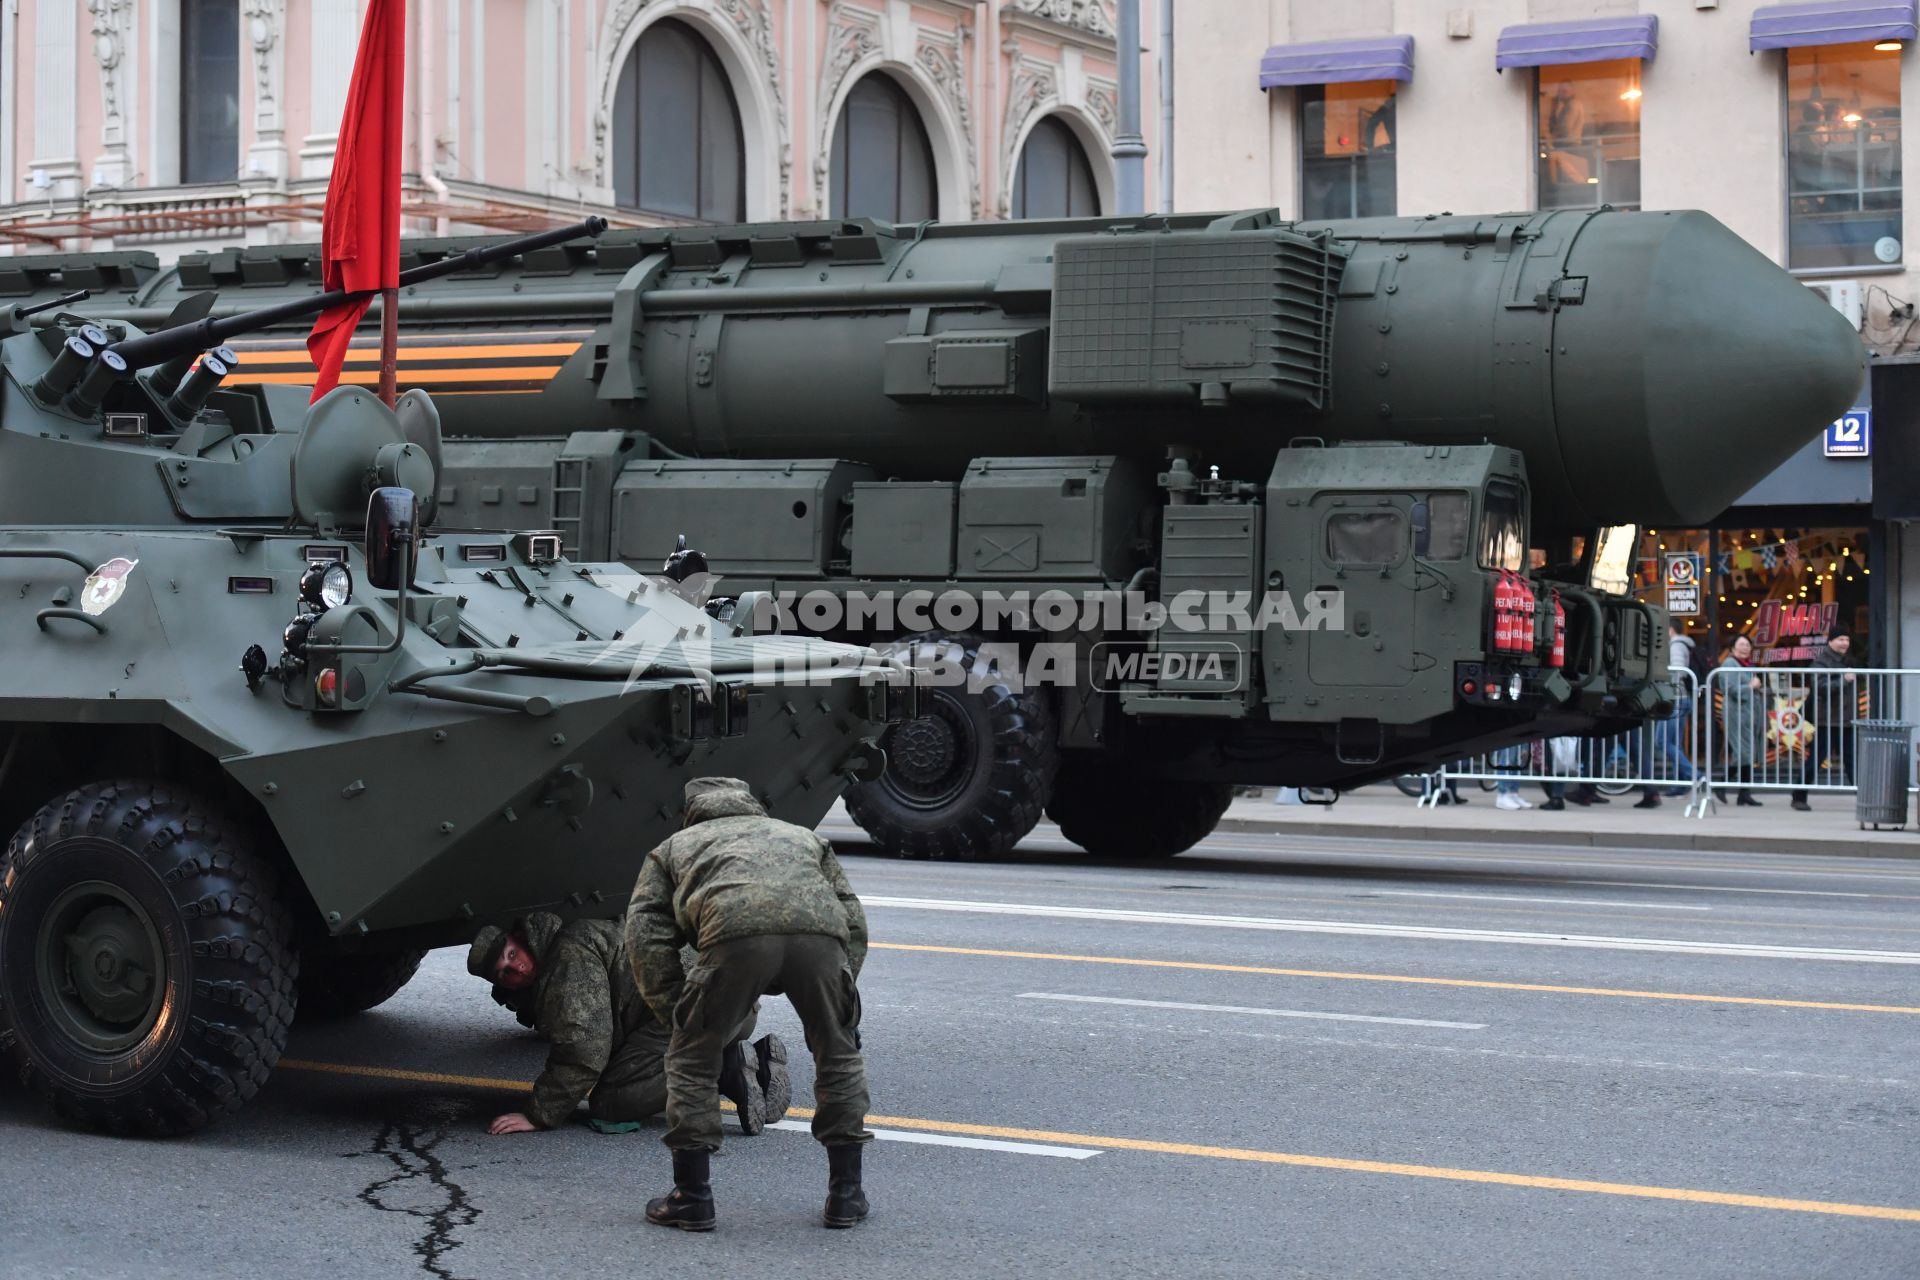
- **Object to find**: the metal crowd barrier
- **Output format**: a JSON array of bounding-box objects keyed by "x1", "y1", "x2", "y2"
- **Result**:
[
  {"x1": 1422, "y1": 670, "x2": 1703, "y2": 808},
  {"x1": 1692, "y1": 665, "x2": 1918, "y2": 817},
  {"x1": 1420, "y1": 666, "x2": 1920, "y2": 816}
]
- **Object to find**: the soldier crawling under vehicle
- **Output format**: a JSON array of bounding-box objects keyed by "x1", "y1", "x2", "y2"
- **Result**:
[{"x1": 468, "y1": 912, "x2": 790, "y2": 1136}]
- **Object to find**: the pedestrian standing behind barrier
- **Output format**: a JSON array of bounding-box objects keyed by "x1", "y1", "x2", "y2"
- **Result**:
[
  {"x1": 1717, "y1": 635, "x2": 1767, "y2": 807},
  {"x1": 1792, "y1": 627, "x2": 1858, "y2": 810},
  {"x1": 1636, "y1": 620, "x2": 1702, "y2": 809},
  {"x1": 626, "y1": 777, "x2": 873, "y2": 1234}
]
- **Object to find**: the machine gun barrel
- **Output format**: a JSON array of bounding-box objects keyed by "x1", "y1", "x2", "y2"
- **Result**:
[
  {"x1": 105, "y1": 216, "x2": 608, "y2": 370},
  {"x1": 12, "y1": 289, "x2": 90, "y2": 322}
]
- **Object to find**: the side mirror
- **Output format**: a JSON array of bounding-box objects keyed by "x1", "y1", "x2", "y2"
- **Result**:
[
  {"x1": 1410, "y1": 500, "x2": 1432, "y2": 558},
  {"x1": 365, "y1": 486, "x2": 418, "y2": 591}
]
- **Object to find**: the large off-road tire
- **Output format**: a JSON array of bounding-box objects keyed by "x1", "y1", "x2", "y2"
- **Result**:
[
  {"x1": 0, "y1": 780, "x2": 297, "y2": 1135},
  {"x1": 1046, "y1": 758, "x2": 1235, "y2": 858},
  {"x1": 845, "y1": 632, "x2": 1058, "y2": 859},
  {"x1": 297, "y1": 948, "x2": 427, "y2": 1018}
]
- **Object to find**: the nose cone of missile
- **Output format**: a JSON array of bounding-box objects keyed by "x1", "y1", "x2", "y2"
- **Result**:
[{"x1": 1550, "y1": 210, "x2": 1866, "y2": 528}]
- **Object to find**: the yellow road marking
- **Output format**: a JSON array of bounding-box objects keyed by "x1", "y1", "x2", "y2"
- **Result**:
[
  {"x1": 228, "y1": 343, "x2": 583, "y2": 363},
  {"x1": 280, "y1": 1058, "x2": 533, "y2": 1092},
  {"x1": 275, "y1": 1058, "x2": 1920, "y2": 1222},
  {"x1": 229, "y1": 367, "x2": 563, "y2": 386},
  {"x1": 870, "y1": 942, "x2": 1920, "y2": 1015}
]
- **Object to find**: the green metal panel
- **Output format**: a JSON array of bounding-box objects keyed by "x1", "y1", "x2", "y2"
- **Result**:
[
  {"x1": 1153, "y1": 503, "x2": 1261, "y2": 699},
  {"x1": 956, "y1": 457, "x2": 1149, "y2": 580},
  {"x1": 610, "y1": 458, "x2": 874, "y2": 577},
  {"x1": 849, "y1": 481, "x2": 957, "y2": 579}
]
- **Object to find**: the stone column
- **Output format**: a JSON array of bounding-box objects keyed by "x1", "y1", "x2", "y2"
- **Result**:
[
  {"x1": 243, "y1": 0, "x2": 289, "y2": 180},
  {"x1": 87, "y1": 0, "x2": 137, "y2": 187}
]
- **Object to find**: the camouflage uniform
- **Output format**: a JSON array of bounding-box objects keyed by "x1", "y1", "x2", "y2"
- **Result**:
[
  {"x1": 474, "y1": 912, "x2": 756, "y2": 1129},
  {"x1": 627, "y1": 778, "x2": 871, "y2": 1153}
]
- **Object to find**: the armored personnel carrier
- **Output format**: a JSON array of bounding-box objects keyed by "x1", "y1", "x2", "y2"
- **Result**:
[
  {"x1": 9, "y1": 208, "x2": 1866, "y2": 859},
  {"x1": 0, "y1": 224, "x2": 910, "y2": 1135}
]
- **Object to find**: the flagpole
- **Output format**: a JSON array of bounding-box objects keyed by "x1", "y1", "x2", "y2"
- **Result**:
[{"x1": 378, "y1": 287, "x2": 399, "y2": 407}]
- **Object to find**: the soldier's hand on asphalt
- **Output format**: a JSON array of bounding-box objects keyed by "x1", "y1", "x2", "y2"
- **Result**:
[{"x1": 489, "y1": 1112, "x2": 538, "y2": 1135}]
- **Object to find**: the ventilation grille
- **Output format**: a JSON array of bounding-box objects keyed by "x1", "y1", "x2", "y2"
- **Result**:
[{"x1": 1049, "y1": 228, "x2": 1342, "y2": 412}]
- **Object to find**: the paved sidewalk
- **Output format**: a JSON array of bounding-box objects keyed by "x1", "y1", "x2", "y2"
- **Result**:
[{"x1": 1220, "y1": 786, "x2": 1916, "y2": 858}]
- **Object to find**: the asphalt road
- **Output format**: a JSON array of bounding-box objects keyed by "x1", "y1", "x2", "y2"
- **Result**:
[{"x1": 4, "y1": 824, "x2": 1920, "y2": 1279}]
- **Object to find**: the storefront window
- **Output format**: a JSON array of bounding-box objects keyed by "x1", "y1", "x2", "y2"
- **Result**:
[
  {"x1": 1536, "y1": 59, "x2": 1641, "y2": 212},
  {"x1": 1631, "y1": 526, "x2": 1871, "y2": 665},
  {"x1": 1299, "y1": 82, "x2": 1396, "y2": 220},
  {"x1": 1787, "y1": 43, "x2": 1903, "y2": 270}
]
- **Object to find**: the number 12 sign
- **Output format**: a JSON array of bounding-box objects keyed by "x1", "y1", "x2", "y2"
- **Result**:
[{"x1": 1825, "y1": 411, "x2": 1871, "y2": 457}]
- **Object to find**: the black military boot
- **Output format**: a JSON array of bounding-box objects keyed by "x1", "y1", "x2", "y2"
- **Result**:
[
  {"x1": 756, "y1": 1034, "x2": 792, "y2": 1125},
  {"x1": 718, "y1": 1040, "x2": 767, "y2": 1135},
  {"x1": 646, "y1": 1149, "x2": 716, "y2": 1232},
  {"x1": 823, "y1": 1143, "x2": 869, "y2": 1229}
]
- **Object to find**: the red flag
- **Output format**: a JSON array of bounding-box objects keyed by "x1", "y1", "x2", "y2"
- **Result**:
[{"x1": 306, "y1": 0, "x2": 406, "y2": 402}]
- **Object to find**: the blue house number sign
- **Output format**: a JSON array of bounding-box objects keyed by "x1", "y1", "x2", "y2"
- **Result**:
[{"x1": 1825, "y1": 412, "x2": 1871, "y2": 457}]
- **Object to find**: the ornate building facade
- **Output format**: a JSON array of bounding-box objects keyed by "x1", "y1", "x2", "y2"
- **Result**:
[{"x1": 0, "y1": 0, "x2": 1155, "y2": 256}]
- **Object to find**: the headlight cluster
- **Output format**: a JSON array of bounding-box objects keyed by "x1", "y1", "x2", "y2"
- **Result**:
[
  {"x1": 282, "y1": 561, "x2": 353, "y2": 661},
  {"x1": 299, "y1": 560, "x2": 353, "y2": 610}
]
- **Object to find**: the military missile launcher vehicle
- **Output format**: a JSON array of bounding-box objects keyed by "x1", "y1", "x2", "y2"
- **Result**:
[
  {"x1": 13, "y1": 207, "x2": 1866, "y2": 860},
  {"x1": 0, "y1": 222, "x2": 910, "y2": 1135}
]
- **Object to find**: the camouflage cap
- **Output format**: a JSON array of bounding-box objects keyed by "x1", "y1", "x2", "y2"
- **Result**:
[
  {"x1": 467, "y1": 925, "x2": 508, "y2": 979},
  {"x1": 684, "y1": 777, "x2": 753, "y2": 805}
]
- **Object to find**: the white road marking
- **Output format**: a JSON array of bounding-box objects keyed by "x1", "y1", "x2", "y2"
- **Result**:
[
  {"x1": 1369, "y1": 889, "x2": 1711, "y2": 911},
  {"x1": 1551, "y1": 878, "x2": 1880, "y2": 900},
  {"x1": 766, "y1": 1119, "x2": 1098, "y2": 1160},
  {"x1": 1017, "y1": 992, "x2": 1486, "y2": 1030},
  {"x1": 861, "y1": 894, "x2": 1920, "y2": 964}
]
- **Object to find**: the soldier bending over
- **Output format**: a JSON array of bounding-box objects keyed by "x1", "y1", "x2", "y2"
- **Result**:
[
  {"x1": 627, "y1": 778, "x2": 872, "y2": 1232},
  {"x1": 468, "y1": 911, "x2": 789, "y2": 1136}
]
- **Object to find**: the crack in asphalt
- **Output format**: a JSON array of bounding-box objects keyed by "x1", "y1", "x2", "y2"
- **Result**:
[{"x1": 355, "y1": 1118, "x2": 482, "y2": 1280}]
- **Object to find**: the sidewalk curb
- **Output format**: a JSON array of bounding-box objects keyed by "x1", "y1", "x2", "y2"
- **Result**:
[{"x1": 1212, "y1": 816, "x2": 1920, "y2": 859}]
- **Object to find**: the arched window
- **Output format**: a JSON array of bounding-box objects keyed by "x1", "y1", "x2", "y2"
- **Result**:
[
  {"x1": 830, "y1": 74, "x2": 938, "y2": 221},
  {"x1": 611, "y1": 19, "x2": 745, "y2": 221},
  {"x1": 1011, "y1": 116, "x2": 1101, "y2": 218}
]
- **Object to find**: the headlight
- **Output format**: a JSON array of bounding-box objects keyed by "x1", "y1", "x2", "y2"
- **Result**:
[
  {"x1": 282, "y1": 610, "x2": 319, "y2": 658},
  {"x1": 1508, "y1": 672, "x2": 1524, "y2": 702},
  {"x1": 299, "y1": 560, "x2": 353, "y2": 609}
]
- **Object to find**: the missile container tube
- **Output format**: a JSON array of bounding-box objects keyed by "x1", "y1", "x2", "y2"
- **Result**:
[{"x1": 6, "y1": 207, "x2": 1865, "y2": 860}]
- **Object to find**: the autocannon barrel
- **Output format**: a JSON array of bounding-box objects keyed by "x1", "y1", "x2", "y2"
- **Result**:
[
  {"x1": 48, "y1": 208, "x2": 1862, "y2": 532},
  {"x1": 101, "y1": 216, "x2": 610, "y2": 371}
]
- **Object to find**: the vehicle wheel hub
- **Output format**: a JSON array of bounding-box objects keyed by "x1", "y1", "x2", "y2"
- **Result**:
[
  {"x1": 37, "y1": 881, "x2": 165, "y2": 1054},
  {"x1": 883, "y1": 698, "x2": 975, "y2": 808}
]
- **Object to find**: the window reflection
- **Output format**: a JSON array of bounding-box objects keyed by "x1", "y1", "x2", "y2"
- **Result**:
[
  {"x1": 1426, "y1": 493, "x2": 1471, "y2": 561},
  {"x1": 1299, "y1": 81, "x2": 1397, "y2": 219},
  {"x1": 1787, "y1": 43, "x2": 1903, "y2": 270},
  {"x1": 1327, "y1": 511, "x2": 1407, "y2": 565},
  {"x1": 1480, "y1": 482, "x2": 1528, "y2": 573},
  {"x1": 1536, "y1": 59, "x2": 1641, "y2": 212}
]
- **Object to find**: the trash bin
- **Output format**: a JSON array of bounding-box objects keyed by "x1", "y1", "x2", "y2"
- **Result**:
[{"x1": 1853, "y1": 720, "x2": 1913, "y2": 830}]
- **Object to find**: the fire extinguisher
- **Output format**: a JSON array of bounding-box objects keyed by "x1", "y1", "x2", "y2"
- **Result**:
[{"x1": 1492, "y1": 572, "x2": 1511, "y2": 651}]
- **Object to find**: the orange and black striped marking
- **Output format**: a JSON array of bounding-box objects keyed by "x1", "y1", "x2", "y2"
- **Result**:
[{"x1": 221, "y1": 329, "x2": 590, "y2": 395}]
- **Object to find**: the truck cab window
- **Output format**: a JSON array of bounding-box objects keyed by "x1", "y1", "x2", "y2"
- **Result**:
[
  {"x1": 1588, "y1": 524, "x2": 1638, "y2": 596},
  {"x1": 1479, "y1": 482, "x2": 1527, "y2": 572},
  {"x1": 1426, "y1": 492, "x2": 1470, "y2": 559},
  {"x1": 1327, "y1": 510, "x2": 1406, "y2": 564}
]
